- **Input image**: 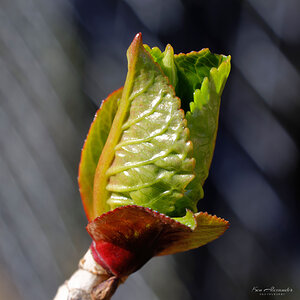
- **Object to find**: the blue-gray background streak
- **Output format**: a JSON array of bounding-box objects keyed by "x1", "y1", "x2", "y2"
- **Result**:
[{"x1": 0, "y1": 0, "x2": 299, "y2": 299}]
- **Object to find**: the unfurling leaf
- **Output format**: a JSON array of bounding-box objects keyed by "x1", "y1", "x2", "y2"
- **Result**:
[
  {"x1": 145, "y1": 46, "x2": 231, "y2": 207},
  {"x1": 78, "y1": 33, "x2": 231, "y2": 277},
  {"x1": 79, "y1": 88, "x2": 122, "y2": 220},
  {"x1": 176, "y1": 50, "x2": 231, "y2": 188},
  {"x1": 93, "y1": 34, "x2": 195, "y2": 218},
  {"x1": 79, "y1": 34, "x2": 231, "y2": 221}
]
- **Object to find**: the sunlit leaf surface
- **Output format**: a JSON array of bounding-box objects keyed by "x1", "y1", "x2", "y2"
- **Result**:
[
  {"x1": 93, "y1": 34, "x2": 195, "y2": 217},
  {"x1": 80, "y1": 34, "x2": 231, "y2": 223},
  {"x1": 78, "y1": 88, "x2": 122, "y2": 220}
]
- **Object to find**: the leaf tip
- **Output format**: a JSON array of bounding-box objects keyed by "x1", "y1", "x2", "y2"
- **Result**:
[
  {"x1": 135, "y1": 32, "x2": 142, "y2": 40},
  {"x1": 195, "y1": 211, "x2": 230, "y2": 235},
  {"x1": 126, "y1": 33, "x2": 144, "y2": 69}
]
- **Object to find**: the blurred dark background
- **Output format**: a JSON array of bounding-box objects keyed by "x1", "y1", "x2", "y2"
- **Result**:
[{"x1": 0, "y1": 0, "x2": 299, "y2": 299}]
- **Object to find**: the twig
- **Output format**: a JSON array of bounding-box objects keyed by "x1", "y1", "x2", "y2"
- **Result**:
[{"x1": 53, "y1": 249, "x2": 122, "y2": 300}]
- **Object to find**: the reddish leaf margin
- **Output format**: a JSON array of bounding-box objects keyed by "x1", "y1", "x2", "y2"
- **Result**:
[{"x1": 87, "y1": 205, "x2": 229, "y2": 277}]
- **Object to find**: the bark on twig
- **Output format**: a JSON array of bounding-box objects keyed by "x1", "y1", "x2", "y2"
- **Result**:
[{"x1": 53, "y1": 249, "x2": 121, "y2": 300}]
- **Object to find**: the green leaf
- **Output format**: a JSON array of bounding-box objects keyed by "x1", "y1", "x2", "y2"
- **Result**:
[
  {"x1": 172, "y1": 210, "x2": 196, "y2": 228},
  {"x1": 181, "y1": 52, "x2": 231, "y2": 193},
  {"x1": 158, "y1": 211, "x2": 229, "y2": 256},
  {"x1": 78, "y1": 88, "x2": 122, "y2": 220},
  {"x1": 174, "y1": 49, "x2": 226, "y2": 105},
  {"x1": 145, "y1": 46, "x2": 231, "y2": 210},
  {"x1": 80, "y1": 34, "x2": 231, "y2": 223},
  {"x1": 144, "y1": 44, "x2": 178, "y2": 87},
  {"x1": 93, "y1": 33, "x2": 195, "y2": 217}
]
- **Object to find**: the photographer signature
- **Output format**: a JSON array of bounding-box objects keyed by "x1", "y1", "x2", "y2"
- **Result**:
[{"x1": 252, "y1": 286, "x2": 293, "y2": 296}]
